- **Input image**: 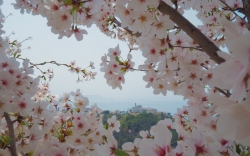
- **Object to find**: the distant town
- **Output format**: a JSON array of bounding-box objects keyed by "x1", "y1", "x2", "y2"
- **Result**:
[{"x1": 99, "y1": 103, "x2": 172, "y2": 117}]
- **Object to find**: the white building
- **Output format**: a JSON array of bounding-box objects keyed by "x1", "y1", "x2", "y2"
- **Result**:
[
  {"x1": 139, "y1": 107, "x2": 157, "y2": 114},
  {"x1": 132, "y1": 105, "x2": 142, "y2": 113},
  {"x1": 127, "y1": 104, "x2": 157, "y2": 114}
]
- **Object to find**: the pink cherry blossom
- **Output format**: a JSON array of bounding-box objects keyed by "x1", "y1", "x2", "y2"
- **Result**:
[
  {"x1": 107, "y1": 115, "x2": 120, "y2": 132},
  {"x1": 138, "y1": 123, "x2": 172, "y2": 156}
]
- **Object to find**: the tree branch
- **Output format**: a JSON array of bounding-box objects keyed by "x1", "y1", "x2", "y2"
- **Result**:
[
  {"x1": 171, "y1": 45, "x2": 203, "y2": 51},
  {"x1": 214, "y1": 87, "x2": 231, "y2": 97},
  {"x1": 113, "y1": 18, "x2": 141, "y2": 37},
  {"x1": 242, "y1": 0, "x2": 250, "y2": 30},
  {"x1": 4, "y1": 112, "x2": 17, "y2": 156},
  {"x1": 112, "y1": 3, "x2": 230, "y2": 97},
  {"x1": 219, "y1": 0, "x2": 247, "y2": 22},
  {"x1": 157, "y1": 1, "x2": 225, "y2": 64}
]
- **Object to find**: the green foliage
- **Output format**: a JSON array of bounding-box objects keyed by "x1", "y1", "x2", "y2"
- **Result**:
[
  {"x1": 235, "y1": 144, "x2": 250, "y2": 156},
  {"x1": 102, "y1": 111, "x2": 178, "y2": 149},
  {"x1": 0, "y1": 134, "x2": 11, "y2": 148},
  {"x1": 28, "y1": 150, "x2": 34, "y2": 156},
  {"x1": 236, "y1": 144, "x2": 242, "y2": 155},
  {"x1": 113, "y1": 149, "x2": 129, "y2": 156}
]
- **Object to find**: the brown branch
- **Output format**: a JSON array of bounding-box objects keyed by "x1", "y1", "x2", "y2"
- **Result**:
[
  {"x1": 157, "y1": 1, "x2": 225, "y2": 64},
  {"x1": 129, "y1": 68, "x2": 149, "y2": 72},
  {"x1": 242, "y1": 0, "x2": 250, "y2": 30},
  {"x1": 113, "y1": 18, "x2": 141, "y2": 37},
  {"x1": 214, "y1": 87, "x2": 231, "y2": 97},
  {"x1": 29, "y1": 61, "x2": 70, "y2": 68},
  {"x1": 172, "y1": 45, "x2": 203, "y2": 51},
  {"x1": 73, "y1": 0, "x2": 92, "y2": 4},
  {"x1": 16, "y1": 58, "x2": 70, "y2": 68},
  {"x1": 219, "y1": 0, "x2": 247, "y2": 22},
  {"x1": 112, "y1": 3, "x2": 231, "y2": 97},
  {"x1": 129, "y1": 67, "x2": 159, "y2": 72},
  {"x1": 4, "y1": 112, "x2": 17, "y2": 156}
]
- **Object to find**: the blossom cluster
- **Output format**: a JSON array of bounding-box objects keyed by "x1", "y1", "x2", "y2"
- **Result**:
[
  {"x1": 0, "y1": 37, "x2": 121, "y2": 155},
  {"x1": 0, "y1": 6, "x2": 110, "y2": 155}
]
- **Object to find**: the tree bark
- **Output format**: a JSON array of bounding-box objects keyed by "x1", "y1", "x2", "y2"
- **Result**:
[
  {"x1": 157, "y1": 1, "x2": 225, "y2": 64},
  {"x1": 242, "y1": 0, "x2": 250, "y2": 30},
  {"x1": 4, "y1": 112, "x2": 17, "y2": 156}
]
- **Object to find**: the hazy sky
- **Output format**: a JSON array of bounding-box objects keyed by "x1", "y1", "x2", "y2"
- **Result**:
[{"x1": 1, "y1": 1, "x2": 197, "y2": 112}]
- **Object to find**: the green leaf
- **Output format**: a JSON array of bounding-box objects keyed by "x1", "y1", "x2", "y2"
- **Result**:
[
  {"x1": 115, "y1": 56, "x2": 122, "y2": 65},
  {"x1": 66, "y1": 129, "x2": 73, "y2": 136},
  {"x1": 102, "y1": 135, "x2": 107, "y2": 143},
  {"x1": 81, "y1": 69, "x2": 86, "y2": 74},
  {"x1": 104, "y1": 123, "x2": 109, "y2": 130},
  {"x1": 10, "y1": 40, "x2": 17, "y2": 45},
  {"x1": 0, "y1": 134, "x2": 11, "y2": 145},
  {"x1": 121, "y1": 67, "x2": 126, "y2": 73},
  {"x1": 21, "y1": 121, "x2": 26, "y2": 126},
  {"x1": 75, "y1": 108, "x2": 80, "y2": 113},
  {"x1": 28, "y1": 150, "x2": 34, "y2": 156},
  {"x1": 113, "y1": 149, "x2": 129, "y2": 156},
  {"x1": 236, "y1": 144, "x2": 241, "y2": 155},
  {"x1": 64, "y1": 0, "x2": 70, "y2": 5}
]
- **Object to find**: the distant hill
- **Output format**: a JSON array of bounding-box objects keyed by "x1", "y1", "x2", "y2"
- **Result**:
[{"x1": 102, "y1": 112, "x2": 178, "y2": 149}]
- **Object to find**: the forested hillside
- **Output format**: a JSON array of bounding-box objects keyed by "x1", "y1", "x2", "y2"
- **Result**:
[{"x1": 103, "y1": 111, "x2": 178, "y2": 149}]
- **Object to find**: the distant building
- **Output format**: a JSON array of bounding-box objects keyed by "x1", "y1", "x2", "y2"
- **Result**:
[
  {"x1": 127, "y1": 108, "x2": 132, "y2": 113},
  {"x1": 127, "y1": 104, "x2": 158, "y2": 114},
  {"x1": 139, "y1": 107, "x2": 157, "y2": 114},
  {"x1": 132, "y1": 105, "x2": 142, "y2": 113}
]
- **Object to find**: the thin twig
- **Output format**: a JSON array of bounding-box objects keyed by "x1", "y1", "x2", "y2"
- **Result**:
[
  {"x1": 29, "y1": 61, "x2": 70, "y2": 68},
  {"x1": 172, "y1": 45, "x2": 203, "y2": 51},
  {"x1": 128, "y1": 67, "x2": 159, "y2": 72},
  {"x1": 16, "y1": 58, "x2": 70, "y2": 68},
  {"x1": 4, "y1": 112, "x2": 17, "y2": 156},
  {"x1": 112, "y1": 18, "x2": 141, "y2": 37},
  {"x1": 73, "y1": 0, "x2": 92, "y2": 4},
  {"x1": 214, "y1": 87, "x2": 231, "y2": 97},
  {"x1": 219, "y1": 0, "x2": 247, "y2": 22}
]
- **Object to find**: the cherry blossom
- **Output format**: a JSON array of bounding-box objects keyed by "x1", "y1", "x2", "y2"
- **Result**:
[
  {"x1": 107, "y1": 115, "x2": 121, "y2": 132},
  {"x1": 138, "y1": 122, "x2": 172, "y2": 156}
]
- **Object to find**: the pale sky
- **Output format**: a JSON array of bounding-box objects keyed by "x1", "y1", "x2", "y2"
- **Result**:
[{"x1": 1, "y1": 1, "x2": 193, "y2": 112}]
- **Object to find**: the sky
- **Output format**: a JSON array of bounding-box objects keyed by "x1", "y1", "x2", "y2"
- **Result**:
[{"x1": 0, "y1": 1, "x2": 198, "y2": 113}]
